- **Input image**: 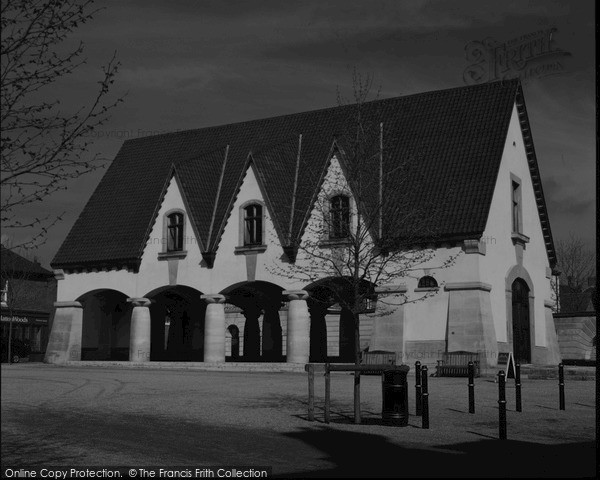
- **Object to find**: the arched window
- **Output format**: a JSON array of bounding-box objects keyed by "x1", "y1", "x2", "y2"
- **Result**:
[
  {"x1": 330, "y1": 195, "x2": 350, "y2": 239},
  {"x1": 418, "y1": 276, "x2": 438, "y2": 289},
  {"x1": 244, "y1": 204, "x2": 263, "y2": 245},
  {"x1": 167, "y1": 212, "x2": 184, "y2": 252}
]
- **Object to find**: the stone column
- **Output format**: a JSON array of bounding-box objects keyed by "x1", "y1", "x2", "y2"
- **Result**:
[
  {"x1": 44, "y1": 301, "x2": 83, "y2": 364},
  {"x1": 201, "y1": 294, "x2": 226, "y2": 363},
  {"x1": 308, "y1": 301, "x2": 328, "y2": 362},
  {"x1": 242, "y1": 305, "x2": 262, "y2": 361},
  {"x1": 262, "y1": 304, "x2": 283, "y2": 362},
  {"x1": 284, "y1": 290, "x2": 310, "y2": 364},
  {"x1": 128, "y1": 298, "x2": 152, "y2": 362}
]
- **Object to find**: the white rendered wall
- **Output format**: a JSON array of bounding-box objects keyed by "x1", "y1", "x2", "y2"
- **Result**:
[
  {"x1": 55, "y1": 115, "x2": 553, "y2": 361},
  {"x1": 480, "y1": 103, "x2": 552, "y2": 346},
  {"x1": 57, "y1": 164, "x2": 307, "y2": 301}
]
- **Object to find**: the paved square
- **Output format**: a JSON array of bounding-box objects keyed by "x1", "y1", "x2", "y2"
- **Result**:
[{"x1": 1, "y1": 364, "x2": 596, "y2": 477}]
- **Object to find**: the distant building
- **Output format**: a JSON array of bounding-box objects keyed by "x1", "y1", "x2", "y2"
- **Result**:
[
  {"x1": 1, "y1": 246, "x2": 57, "y2": 361},
  {"x1": 46, "y1": 79, "x2": 560, "y2": 367},
  {"x1": 554, "y1": 276, "x2": 596, "y2": 364},
  {"x1": 558, "y1": 276, "x2": 596, "y2": 313}
]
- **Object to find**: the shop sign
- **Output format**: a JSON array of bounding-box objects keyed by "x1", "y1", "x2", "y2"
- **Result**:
[{"x1": 1, "y1": 315, "x2": 30, "y2": 323}]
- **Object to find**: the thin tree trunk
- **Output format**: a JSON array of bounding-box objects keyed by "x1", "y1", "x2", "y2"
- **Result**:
[{"x1": 354, "y1": 311, "x2": 361, "y2": 424}]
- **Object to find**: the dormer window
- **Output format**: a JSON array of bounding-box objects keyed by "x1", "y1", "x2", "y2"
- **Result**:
[
  {"x1": 244, "y1": 203, "x2": 263, "y2": 246},
  {"x1": 235, "y1": 201, "x2": 267, "y2": 255},
  {"x1": 167, "y1": 212, "x2": 184, "y2": 252},
  {"x1": 330, "y1": 195, "x2": 350, "y2": 239}
]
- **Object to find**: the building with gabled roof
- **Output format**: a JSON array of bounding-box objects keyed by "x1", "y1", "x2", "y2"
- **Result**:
[
  {"x1": 46, "y1": 79, "x2": 561, "y2": 368},
  {"x1": 1, "y1": 245, "x2": 56, "y2": 361}
]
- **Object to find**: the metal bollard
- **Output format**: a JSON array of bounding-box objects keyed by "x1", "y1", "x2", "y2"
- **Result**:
[
  {"x1": 468, "y1": 361, "x2": 475, "y2": 414},
  {"x1": 421, "y1": 365, "x2": 429, "y2": 429},
  {"x1": 307, "y1": 364, "x2": 315, "y2": 421},
  {"x1": 515, "y1": 363, "x2": 522, "y2": 412},
  {"x1": 498, "y1": 370, "x2": 507, "y2": 440},
  {"x1": 324, "y1": 364, "x2": 331, "y2": 424},
  {"x1": 558, "y1": 363, "x2": 565, "y2": 410},
  {"x1": 415, "y1": 361, "x2": 422, "y2": 416}
]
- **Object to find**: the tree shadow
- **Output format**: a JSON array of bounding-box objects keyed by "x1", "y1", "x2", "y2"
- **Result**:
[{"x1": 280, "y1": 427, "x2": 596, "y2": 478}]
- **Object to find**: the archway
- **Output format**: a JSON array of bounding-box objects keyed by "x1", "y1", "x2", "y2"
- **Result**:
[
  {"x1": 145, "y1": 285, "x2": 205, "y2": 361},
  {"x1": 512, "y1": 278, "x2": 532, "y2": 363},
  {"x1": 220, "y1": 281, "x2": 284, "y2": 362},
  {"x1": 77, "y1": 289, "x2": 130, "y2": 360},
  {"x1": 227, "y1": 325, "x2": 240, "y2": 360},
  {"x1": 305, "y1": 277, "x2": 376, "y2": 363}
]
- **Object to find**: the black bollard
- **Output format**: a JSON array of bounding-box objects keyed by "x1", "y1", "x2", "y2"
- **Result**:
[
  {"x1": 415, "y1": 361, "x2": 422, "y2": 416},
  {"x1": 515, "y1": 363, "x2": 522, "y2": 412},
  {"x1": 498, "y1": 370, "x2": 507, "y2": 440},
  {"x1": 421, "y1": 365, "x2": 429, "y2": 429},
  {"x1": 468, "y1": 361, "x2": 475, "y2": 414},
  {"x1": 558, "y1": 363, "x2": 565, "y2": 410}
]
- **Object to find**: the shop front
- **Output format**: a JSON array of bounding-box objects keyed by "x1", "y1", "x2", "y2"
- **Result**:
[{"x1": 1, "y1": 310, "x2": 50, "y2": 362}]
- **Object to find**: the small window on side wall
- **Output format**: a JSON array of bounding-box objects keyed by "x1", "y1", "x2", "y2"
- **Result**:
[
  {"x1": 167, "y1": 212, "x2": 184, "y2": 252},
  {"x1": 511, "y1": 179, "x2": 522, "y2": 234},
  {"x1": 418, "y1": 276, "x2": 438, "y2": 289},
  {"x1": 330, "y1": 195, "x2": 350, "y2": 239},
  {"x1": 244, "y1": 203, "x2": 263, "y2": 246}
]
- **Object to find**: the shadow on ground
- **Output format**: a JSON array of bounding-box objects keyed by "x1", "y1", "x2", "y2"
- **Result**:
[
  {"x1": 2, "y1": 405, "x2": 596, "y2": 478},
  {"x1": 280, "y1": 427, "x2": 596, "y2": 478}
]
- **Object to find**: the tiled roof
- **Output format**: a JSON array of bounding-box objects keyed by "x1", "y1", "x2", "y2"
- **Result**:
[
  {"x1": 1, "y1": 246, "x2": 53, "y2": 278},
  {"x1": 51, "y1": 79, "x2": 556, "y2": 269}
]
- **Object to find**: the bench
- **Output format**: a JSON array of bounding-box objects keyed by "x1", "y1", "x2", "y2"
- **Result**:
[
  {"x1": 435, "y1": 351, "x2": 480, "y2": 377},
  {"x1": 361, "y1": 350, "x2": 397, "y2": 375}
]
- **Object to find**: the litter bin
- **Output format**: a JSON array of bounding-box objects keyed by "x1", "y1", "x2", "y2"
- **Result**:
[{"x1": 382, "y1": 365, "x2": 410, "y2": 426}]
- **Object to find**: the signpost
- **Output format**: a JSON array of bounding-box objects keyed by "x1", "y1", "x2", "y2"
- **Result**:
[{"x1": 497, "y1": 352, "x2": 516, "y2": 379}]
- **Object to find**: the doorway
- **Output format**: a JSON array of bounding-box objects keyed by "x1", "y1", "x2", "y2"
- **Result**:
[{"x1": 512, "y1": 278, "x2": 531, "y2": 363}]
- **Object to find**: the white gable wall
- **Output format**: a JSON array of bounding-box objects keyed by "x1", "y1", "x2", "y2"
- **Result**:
[
  {"x1": 214, "y1": 163, "x2": 287, "y2": 291},
  {"x1": 481, "y1": 103, "x2": 552, "y2": 346},
  {"x1": 57, "y1": 166, "x2": 298, "y2": 301},
  {"x1": 137, "y1": 175, "x2": 205, "y2": 293}
]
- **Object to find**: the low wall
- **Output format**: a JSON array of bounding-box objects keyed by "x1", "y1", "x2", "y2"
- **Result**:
[{"x1": 553, "y1": 312, "x2": 596, "y2": 361}]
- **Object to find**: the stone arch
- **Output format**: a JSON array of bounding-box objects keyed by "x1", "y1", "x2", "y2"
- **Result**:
[
  {"x1": 144, "y1": 285, "x2": 205, "y2": 361},
  {"x1": 220, "y1": 281, "x2": 285, "y2": 362},
  {"x1": 304, "y1": 277, "x2": 376, "y2": 363},
  {"x1": 226, "y1": 324, "x2": 240, "y2": 360},
  {"x1": 505, "y1": 265, "x2": 535, "y2": 363},
  {"x1": 505, "y1": 264, "x2": 535, "y2": 296},
  {"x1": 76, "y1": 289, "x2": 130, "y2": 360}
]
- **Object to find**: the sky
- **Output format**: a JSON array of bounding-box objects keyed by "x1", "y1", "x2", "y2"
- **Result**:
[{"x1": 4, "y1": 0, "x2": 595, "y2": 268}]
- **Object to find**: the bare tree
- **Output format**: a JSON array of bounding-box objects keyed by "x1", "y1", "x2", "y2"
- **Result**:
[
  {"x1": 1, "y1": 0, "x2": 123, "y2": 247},
  {"x1": 554, "y1": 234, "x2": 596, "y2": 312},
  {"x1": 270, "y1": 72, "x2": 458, "y2": 422}
]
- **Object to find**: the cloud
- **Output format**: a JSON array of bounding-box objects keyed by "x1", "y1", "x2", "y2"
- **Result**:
[
  {"x1": 546, "y1": 196, "x2": 594, "y2": 216},
  {"x1": 118, "y1": 64, "x2": 221, "y2": 90}
]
